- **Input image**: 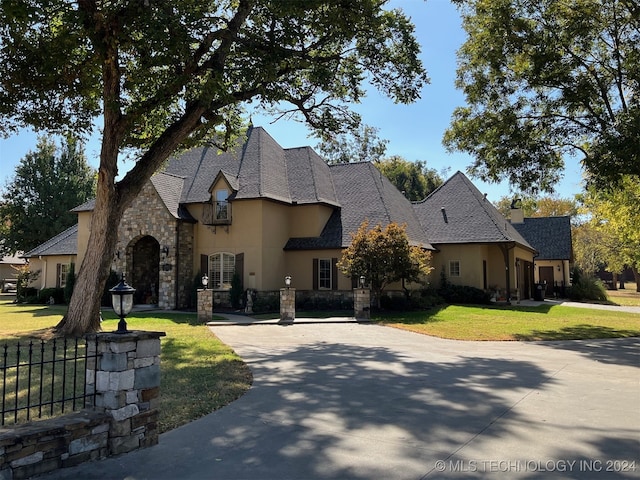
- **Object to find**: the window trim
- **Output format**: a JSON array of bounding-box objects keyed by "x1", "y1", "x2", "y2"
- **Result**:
[
  {"x1": 209, "y1": 252, "x2": 235, "y2": 290},
  {"x1": 449, "y1": 260, "x2": 461, "y2": 278},
  {"x1": 214, "y1": 189, "x2": 230, "y2": 222},
  {"x1": 318, "y1": 258, "x2": 332, "y2": 290}
]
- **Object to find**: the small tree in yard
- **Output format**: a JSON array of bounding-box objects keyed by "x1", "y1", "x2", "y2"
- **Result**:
[{"x1": 338, "y1": 221, "x2": 433, "y2": 308}]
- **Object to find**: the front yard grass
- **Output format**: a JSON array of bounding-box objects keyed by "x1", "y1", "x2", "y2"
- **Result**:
[
  {"x1": 374, "y1": 303, "x2": 640, "y2": 341},
  {"x1": 0, "y1": 298, "x2": 252, "y2": 433}
]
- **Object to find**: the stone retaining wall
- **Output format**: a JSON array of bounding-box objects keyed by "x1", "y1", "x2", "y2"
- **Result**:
[{"x1": 0, "y1": 330, "x2": 165, "y2": 479}]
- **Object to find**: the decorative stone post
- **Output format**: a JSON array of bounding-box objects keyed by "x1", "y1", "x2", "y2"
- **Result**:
[
  {"x1": 87, "y1": 330, "x2": 166, "y2": 455},
  {"x1": 354, "y1": 287, "x2": 371, "y2": 321},
  {"x1": 197, "y1": 289, "x2": 213, "y2": 323},
  {"x1": 280, "y1": 287, "x2": 295, "y2": 323}
]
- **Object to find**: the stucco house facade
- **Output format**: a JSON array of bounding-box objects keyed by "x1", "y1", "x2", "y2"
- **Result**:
[{"x1": 24, "y1": 126, "x2": 571, "y2": 307}]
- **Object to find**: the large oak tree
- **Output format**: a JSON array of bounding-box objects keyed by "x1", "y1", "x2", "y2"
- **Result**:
[
  {"x1": 444, "y1": 0, "x2": 640, "y2": 193},
  {"x1": 0, "y1": 0, "x2": 427, "y2": 335}
]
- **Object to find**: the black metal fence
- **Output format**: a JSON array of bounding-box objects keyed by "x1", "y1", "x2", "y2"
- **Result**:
[{"x1": 1, "y1": 337, "x2": 99, "y2": 426}]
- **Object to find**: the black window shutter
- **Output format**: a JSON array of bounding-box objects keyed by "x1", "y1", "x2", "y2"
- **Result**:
[
  {"x1": 200, "y1": 254, "x2": 208, "y2": 277},
  {"x1": 312, "y1": 258, "x2": 319, "y2": 290},
  {"x1": 235, "y1": 253, "x2": 244, "y2": 288},
  {"x1": 351, "y1": 275, "x2": 358, "y2": 289},
  {"x1": 331, "y1": 258, "x2": 338, "y2": 290},
  {"x1": 55, "y1": 264, "x2": 61, "y2": 288}
]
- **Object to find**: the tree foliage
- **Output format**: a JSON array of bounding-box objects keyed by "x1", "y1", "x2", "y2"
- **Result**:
[
  {"x1": 579, "y1": 175, "x2": 640, "y2": 291},
  {"x1": 494, "y1": 195, "x2": 578, "y2": 219},
  {"x1": 0, "y1": 1, "x2": 427, "y2": 334},
  {"x1": 445, "y1": 0, "x2": 640, "y2": 193},
  {"x1": 317, "y1": 124, "x2": 389, "y2": 164},
  {"x1": 0, "y1": 136, "x2": 95, "y2": 256},
  {"x1": 375, "y1": 156, "x2": 443, "y2": 201},
  {"x1": 337, "y1": 221, "x2": 433, "y2": 307}
]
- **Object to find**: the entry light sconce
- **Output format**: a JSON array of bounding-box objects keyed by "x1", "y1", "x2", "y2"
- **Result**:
[
  {"x1": 110, "y1": 274, "x2": 136, "y2": 334},
  {"x1": 202, "y1": 274, "x2": 209, "y2": 290},
  {"x1": 161, "y1": 246, "x2": 169, "y2": 259},
  {"x1": 284, "y1": 275, "x2": 292, "y2": 288},
  {"x1": 557, "y1": 265, "x2": 561, "y2": 272},
  {"x1": 359, "y1": 275, "x2": 366, "y2": 288}
]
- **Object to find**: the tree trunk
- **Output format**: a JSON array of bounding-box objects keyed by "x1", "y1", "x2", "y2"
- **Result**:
[{"x1": 633, "y1": 266, "x2": 640, "y2": 293}]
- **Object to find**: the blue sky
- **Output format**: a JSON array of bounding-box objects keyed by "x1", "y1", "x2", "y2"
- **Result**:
[{"x1": 0, "y1": 0, "x2": 583, "y2": 203}]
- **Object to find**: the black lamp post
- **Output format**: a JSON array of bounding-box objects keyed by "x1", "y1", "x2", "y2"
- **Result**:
[
  {"x1": 202, "y1": 274, "x2": 209, "y2": 290},
  {"x1": 110, "y1": 274, "x2": 136, "y2": 333},
  {"x1": 284, "y1": 275, "x2": 292, "y2": 288},
  {"x1": 359, "y1": 275, "x2": 366, "y2": 288}
]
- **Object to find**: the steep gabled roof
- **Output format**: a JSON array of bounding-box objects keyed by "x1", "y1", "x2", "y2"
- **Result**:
[
  {"x1": 72, "y1": 172, "x2": 195, "y2": 221},
  {"x1": 412, "y1": 171, "x2": 535, "y2": 250},
  {"x1": 512, "y1": 216, "x2": 572, "y2": 260},
  {"x1": 285, "y1": 162, "x2": 434, "y2": 250},
  {"x1": 163, "y1": 127, "x2": 340, "y2": 207},
  {"x1": 23, "y1": 224, "x2": 78, "y2": 258}
]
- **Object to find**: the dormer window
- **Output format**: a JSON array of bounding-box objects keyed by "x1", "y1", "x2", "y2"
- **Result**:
[{"x1": 215, "y1": 189, "x2": 229, "y2": 221}]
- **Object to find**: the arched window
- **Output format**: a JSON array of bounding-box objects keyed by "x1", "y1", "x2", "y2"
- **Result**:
[{"x1": 209, "y1": 252, "x2": 235, "y2": 289}]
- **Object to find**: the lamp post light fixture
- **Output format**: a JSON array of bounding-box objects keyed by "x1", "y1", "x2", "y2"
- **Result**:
[
  {"x1": 202, "y1": 274, "x2": 209, "y2": 290},
  {"x1": 359, "y1": 275, "x2": 366, "y2": 288},
  {"x1": 284, "y1": 275, "x2": 292, "y2": 288},
  {"x1": 110, "y1": 274, "x2": 136, "y2": 334}
]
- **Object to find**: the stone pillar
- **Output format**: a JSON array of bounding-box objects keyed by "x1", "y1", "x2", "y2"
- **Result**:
[
  {"x1": 87, "y1": 330, "x2": 166, "y2": 455},
  {"x1": 354, "y1": 288, "x2": 371, "y2": 321},
  {"x1": 197, "y1": 289, "x2": 213, "y2": 323},
  {"x1": 280, "y1": 288, "x2": 295, "y2": 323}
]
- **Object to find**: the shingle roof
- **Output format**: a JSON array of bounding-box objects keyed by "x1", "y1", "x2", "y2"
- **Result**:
[
  {"x1": 72, "y1": 172, "x2": 195, "y2": 221},
  {"x1": 512, "y1": 217, "x2": 572, "y2": 260},
  {"x1": 412, "y1": 171, "x2": 535, "y2": 250},
  {"x1": 23, "y1": 224, "x2": 78, "y2": 258},
  {"x1": 285, "y1": 162, "x2": 434, "y2": 250},
  {"x1": 163, "y1": 127, "x2": 340, "y2": 207}
]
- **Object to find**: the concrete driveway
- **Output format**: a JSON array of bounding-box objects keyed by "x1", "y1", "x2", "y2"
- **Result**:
[{"x1": 39, "y1": 322, "x2": 639, "y2": 479}]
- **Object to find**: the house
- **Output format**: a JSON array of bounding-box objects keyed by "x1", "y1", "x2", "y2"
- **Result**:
[
  {"x1": 0, "y1": 253, "x2": 26, "y2": 292},
  {"x1": 22, "y1": 225, "x2": 78, "y2": 290},
  {"x1": 510, "y1": 212, "x2": 573, "y2": 297},
  {"x1": 412, "y1": 172, "x2": 537, "y2": 300},
  {"x1": 25, "y1": 126, "x2": 558, "y2": 307}
]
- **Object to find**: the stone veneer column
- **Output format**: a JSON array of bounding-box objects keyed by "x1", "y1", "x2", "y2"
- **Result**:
[
  {"x1": 197, "y1": 289, "x2": 213, "y2": 323},
  {"x1": 354, "y1": 288, "x2": 371, "y2": 321},
  {"x1": 87, "y1": 331, "x2": 166, "y2": 455},
  {"x1": 280, "y1": 288, "x2": 295, "y2": 323}
]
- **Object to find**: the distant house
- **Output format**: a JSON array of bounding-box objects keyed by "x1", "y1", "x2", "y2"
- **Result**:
[
  {"x1": 22, "y1": 225, "x2": 78, "y2": 290},
  {"x1": 0, "y1": 253, "x2": 26, "y2": 292},
  {"x1": 510, "y1": 213, "x2": 573, "y2": 297},
  {"x1": 25, "y1": 127, "x2": 573, "y2": 307}
]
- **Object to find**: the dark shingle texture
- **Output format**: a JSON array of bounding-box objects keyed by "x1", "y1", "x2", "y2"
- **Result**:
[
  {"x1": 512, "y1": 217, "x2": 572, "y2": 260},
  {"x1": 412, "y1": 171, "x2": 534, "y2": 249},
  {"x1": 163, "y1": 127, "x2": 339, "y2": 207},
  {"x1": 285, "y1": 163, "x2": 434, "y2": 250},
  {"x1": 23, "y1": 224, "x2": 78, "y2": 257}
]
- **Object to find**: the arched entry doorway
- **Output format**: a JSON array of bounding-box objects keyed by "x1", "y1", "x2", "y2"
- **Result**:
[{"x1": 130, "y1": 236, "x2": 160, "y2": 305}]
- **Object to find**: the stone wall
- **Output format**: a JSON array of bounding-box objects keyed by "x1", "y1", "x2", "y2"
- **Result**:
[{"x1": 0, "y1": 331, "x2": 165, "y2": 479}]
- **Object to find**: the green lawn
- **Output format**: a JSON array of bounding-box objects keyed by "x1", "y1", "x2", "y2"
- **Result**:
[
  {"x1": 374, "y1": 303, "x2": 640, "y2": 341},
  {"x1": 0, "y1": 298, "x2": 252, "y2": 433}
]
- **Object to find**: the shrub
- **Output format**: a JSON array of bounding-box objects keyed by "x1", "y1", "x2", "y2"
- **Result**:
[
  {"x1": 380, "y1": 294, "x2": 410, "y2": 311},
  {"x1": 229, "y1": 273, "x2": 243, "y2": 309},
  {"x1": 411, "y1": 288, "x2": 444, "y2": 309},
  {"x1": 37, "y1": 288, "x2": 65, "y2": 304},
  {"x1": 438, "y1": 280, "x2": 491, "y2": 305},
  {"x1": 568, "y1": 268, "x2": 608, "y2": 302},
  {"x1": 64, "y1": 263, "x2": 76, "y2": 304},
  {"x1": 252, "y1": 294, "x2": 279, "y2": 314}
]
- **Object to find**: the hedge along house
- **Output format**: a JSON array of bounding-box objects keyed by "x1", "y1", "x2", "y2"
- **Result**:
[
  {"x1": 68, "y1": 126, "x2": 434, "y2": 309},
  {"x1": 412, "y1": 172, "x2": 537, "y2": 301}
]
